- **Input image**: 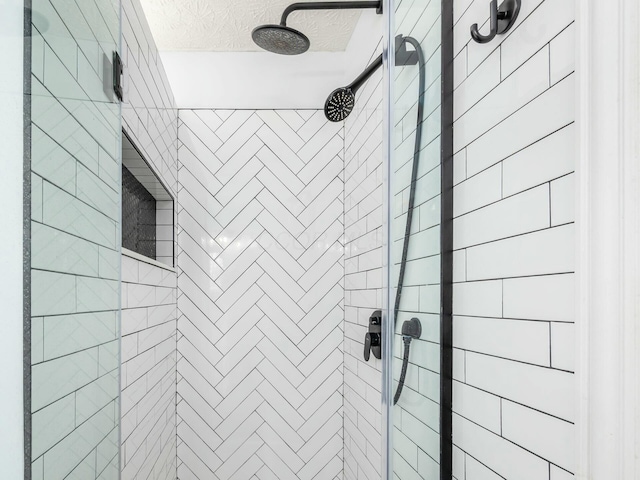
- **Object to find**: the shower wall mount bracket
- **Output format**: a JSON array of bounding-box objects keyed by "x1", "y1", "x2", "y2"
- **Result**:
[
  {"x1": 470, "y1": 0, "x2": 520, "y2": 44},
  {"x1": 112, "y1": 51, "x2": 124, "y2": 102}
]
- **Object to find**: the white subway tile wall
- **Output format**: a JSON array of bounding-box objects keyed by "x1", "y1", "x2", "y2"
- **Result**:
[
  {"x1": 343, "y1": 41, "x2": 385, "y2": 480},
  {"x1": 176, "y1": 109, "x2": 345, "y2": 479},
  {"x1": 121, "y1": 254, "x2": 177, "y2": 480},
  {"x1": 343, "y1": 0, "x2": 576, "y2": 479},
  {"x1": 30, "y1": 0, "x2": 121, "y2": 476},
  {"x1": 452, "y1": 0, "x2": 575, "y2": 478},
  {"x1": 121, "y1": 0, "x2": 179, "y2": 478}
]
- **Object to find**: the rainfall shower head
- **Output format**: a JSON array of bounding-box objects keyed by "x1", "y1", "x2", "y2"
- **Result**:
[
  {"x1": 252, "y1": 2, "x2": 382, "y2": 55},
  {"x1": 324, "y1": 88, "x2": 356, "y2": 122},
  {"x1": 251, "y1": 24, "x2": 310, "y2": 55}
]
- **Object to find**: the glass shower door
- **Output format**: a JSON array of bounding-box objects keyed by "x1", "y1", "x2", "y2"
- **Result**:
[
  {"x1": 28, "y1": 0, "x2": 122, "y2": 477},
  {"x1": 383, "y1": 0, "x2": 451, "y2": 478}
]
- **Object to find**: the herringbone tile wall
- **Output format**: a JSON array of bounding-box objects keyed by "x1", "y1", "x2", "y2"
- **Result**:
[{"x1": 176, "y1": 109, "x2": 346, "y2": 479}]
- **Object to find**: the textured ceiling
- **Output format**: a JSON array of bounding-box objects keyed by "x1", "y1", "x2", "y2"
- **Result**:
[{"x1": 138, "y1": 0, "x2": 363, "y2": 52}]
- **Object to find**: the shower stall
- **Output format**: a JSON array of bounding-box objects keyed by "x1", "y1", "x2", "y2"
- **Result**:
[{"x1": 2, "y1": 0, "x2": 609, "y2": 478}]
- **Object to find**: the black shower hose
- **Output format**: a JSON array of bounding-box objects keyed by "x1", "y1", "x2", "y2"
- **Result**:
[{"x1": 393, "y1": 36, "x2": 426, "y2": 406}]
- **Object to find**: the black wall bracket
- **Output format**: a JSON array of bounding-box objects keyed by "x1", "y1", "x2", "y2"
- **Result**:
[
  {"x1": 395, "y1": 35, "x2": 419, "y2": 66},
  {"x1": 470, "y1": 0, "x2": 520, "y2": 44},
  {"x1": 113, "y1": 51, "x2": 124, "y2": 102}
]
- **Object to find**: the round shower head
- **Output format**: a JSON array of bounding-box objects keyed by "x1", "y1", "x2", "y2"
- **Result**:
[
  {"x1": 324, "y1": 87, "x2": 356, "y2": 122},
  {"x1": 252, "y1": 24, "x2": 310, "y2": 55}
]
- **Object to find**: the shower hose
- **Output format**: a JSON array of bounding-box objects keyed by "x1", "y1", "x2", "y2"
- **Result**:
[{"x1": 393, "y1": 35, "x2": 426, "y2": 406}]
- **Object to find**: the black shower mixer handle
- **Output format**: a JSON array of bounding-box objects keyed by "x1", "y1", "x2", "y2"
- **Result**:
[{"x1": 364, "y1": 310, "x2": 382, "y2": 361}]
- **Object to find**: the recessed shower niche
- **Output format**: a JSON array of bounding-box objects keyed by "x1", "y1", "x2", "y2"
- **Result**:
[{"x1": 122, "y1": 132, "x2": 175, "y2": 267}]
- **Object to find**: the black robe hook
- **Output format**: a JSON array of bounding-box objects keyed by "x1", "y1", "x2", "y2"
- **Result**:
[{"x1": 470, "y1": 0, "x2": 521, "y2": 44}]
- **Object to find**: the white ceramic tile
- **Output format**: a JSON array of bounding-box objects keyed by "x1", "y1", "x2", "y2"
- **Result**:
[
  {"x1": 32, "y1": 347, "x2": 99, "y2": 411},
  {"x1": 466, "y1": 74, "x2": 575, "y2": 177},
  {"x1": 454, "y1": 48, "x2": 501, "y2": 120},
  {"x1": 465, "y1": 455, "x2": 505, "y2": 480},
  {"x1": 550, "y1": 465, "x2": 574, "y2": 480},
  {"x1": 466, "y1": 224, "x2": 575, "y2": 280},
  {"x1": 76, "y1": 277, "x2": 119, "y2": 313},
  {"x1": 551, "y1": 322, "x2": 575, "y2": 372},
  {"x1": 455, "y1": 46, "x2": 550, "y2": 152},
  {"x1": 177, "y1": 107, "x2": 345, "y2": 478},
  {"x1": 44, "y1": 311, "x2": 116, "y2": 361},
  {"x1": 453, "y1": 163, "x2": 502, "y2": 217},
  {"x1": 454, "y1": 183, "x2": 550, "y2": 249},
  {"x1": 453, "y1": 414, "x2": 549, "y2": 480},
  {"x1": 453, "y1": 381, "x2": 501, "y2": 434},
  {"x1": 502, "y1": 124, "x2": 575, "y2": 197},
  {"x1": 42, "y1": 181, "x2": 116, "y2": 249},
  {"x1": 119, "y1": 4, "x2": 180, "y2": 477},
  {"x1": 32, "y1": 394, "x2": 76, "y2": 459},
  {"x1": 453, "y1": 280, "x2": 502, "y2": 318},
  {"x1": 31, "y1": 270, "x2": 77, "y2": 317},
  {"x1": 501, "y1": 0, "x2": 575, "y2": 78},
  {"x1": 466, "y1": 352, "x2": 574, "y2": 421},
  {"x1": 502, "y1": 400, "x2": 575, "y2": 472},
  {"x1": 503, "y1": 273, "x2": 575, "y2": 322},
  {"x1": 454, "y1": 316, "x2": 550, "y2": 366},
  {"x1": 551, "y1": 174, "x2": 575, "y2": 226},
  {"x1": 453, "y1": 250, "x2": 466, "y2": 283},
  {"x1": 550, "y1": 24, "x2": 576, "y2": 85}
]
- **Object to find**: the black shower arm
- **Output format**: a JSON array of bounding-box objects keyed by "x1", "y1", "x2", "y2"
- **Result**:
[
  {"x1": 280, "y1": 1, "x2": 383, "y2": 26},
  {"x1": 348, "y1": 53, "x2": 383, "y2": 94},
  {"x1": 345, "y1": 36, "x2": 419, "y2": 94}
]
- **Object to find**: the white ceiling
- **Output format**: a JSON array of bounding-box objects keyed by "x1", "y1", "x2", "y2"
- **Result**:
[{"x1": 138, "y1": 0, "x2": 363, "y2": 52}]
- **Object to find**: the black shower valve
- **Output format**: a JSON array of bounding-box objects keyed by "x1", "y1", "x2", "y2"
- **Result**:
[{"x1": 364, "y1": 310, "x2": 382, "y2": 361}]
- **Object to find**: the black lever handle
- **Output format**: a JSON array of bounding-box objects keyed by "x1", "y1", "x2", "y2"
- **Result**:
[{"x1": 364, "y1": 333, "x2": 372, "y2": 361}]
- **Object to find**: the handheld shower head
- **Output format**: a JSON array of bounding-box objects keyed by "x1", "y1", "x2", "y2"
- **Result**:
[
  {"x1": 324, "y1": 53, "x2": 383, "y2": 122},
  {"x1": 251, "y1": 24, "x2": 310, "y2": 55},
  {"x1": 325, "y1": 88, "x2": 356, "y2": 122}
]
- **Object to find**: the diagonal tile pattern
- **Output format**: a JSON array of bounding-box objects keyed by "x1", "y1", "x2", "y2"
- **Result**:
[{"x1": 176, "y1": 109, "x2": 345, "y2": 480}]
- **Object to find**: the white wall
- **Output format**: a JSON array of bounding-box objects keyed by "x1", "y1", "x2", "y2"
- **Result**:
[
  {"x1": 451, "y1": 0, "x2": 576, "y2": 478},
  {"x1": 343, "y1": 0, "x2": 577, "y2": 478},
  {"x1": 120, "y1": 252, "x2": 177, "y2": 480},
  {"x1": 176, "y1": 109, "x2": 345, "y2": 479},
  {"x1": 342, "y1": 38, "x2": 385, "y2": 480},
  {"x1": 120, "y1": 0, "x2": 180, "y2": 477},
  {"x1": 0, "y1": 2, "x2": 24, "y2": 477}
]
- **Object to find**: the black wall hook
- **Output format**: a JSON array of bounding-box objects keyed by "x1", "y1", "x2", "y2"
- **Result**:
[{"x1": 470, "y1": 0, "x2": 520, "y2": 44}]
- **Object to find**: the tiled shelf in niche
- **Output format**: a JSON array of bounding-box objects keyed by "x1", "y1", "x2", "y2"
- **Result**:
[{"x1": 122, "y1": 131, "x2": 175, "y2": 267}]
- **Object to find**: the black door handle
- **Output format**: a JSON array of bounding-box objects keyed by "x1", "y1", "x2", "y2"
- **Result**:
[{"x1": 364, "y1": 310, "x2": 382, "y2": 361}]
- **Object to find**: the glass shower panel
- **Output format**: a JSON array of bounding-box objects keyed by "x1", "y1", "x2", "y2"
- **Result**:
[
  {"x1": 29, "y1": 0, "x2": 121, "y2": 477},
  {"x1": 385, "y1": 0, "x2": 445, "y2": 478}
]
